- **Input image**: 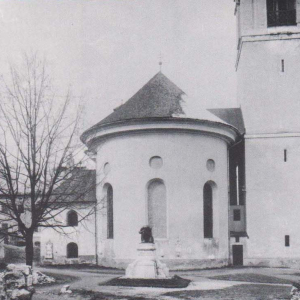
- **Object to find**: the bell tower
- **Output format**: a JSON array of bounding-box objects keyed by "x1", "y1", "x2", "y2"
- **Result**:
[
  {"x1": 234, "y1": 0, "x2": 300, "y2": 268},
  {"x1": 236, "y1": 0, "x2": 300, "y2": 134}
]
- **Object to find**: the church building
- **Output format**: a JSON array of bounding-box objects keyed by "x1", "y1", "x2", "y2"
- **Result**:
[{"x1": 80, "y1": 0, "x2": 300, "y2": 269}]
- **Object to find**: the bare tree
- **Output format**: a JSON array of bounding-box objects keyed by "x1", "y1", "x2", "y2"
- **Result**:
[{"x1": 0, "y1": 53, "x2": 96, "y2": 266}]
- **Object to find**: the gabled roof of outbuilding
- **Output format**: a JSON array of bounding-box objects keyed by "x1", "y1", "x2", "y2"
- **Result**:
[{"x1": 53, "y1": 167, "x2": 96, "y2": 203}]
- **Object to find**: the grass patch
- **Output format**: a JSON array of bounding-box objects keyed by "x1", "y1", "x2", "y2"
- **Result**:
[
  {"x1": 164, "y1": 284, "x2": 291, "y2": 299},
  {"x1": 102, "y1": 275, "x2": 191, "y2": 288},
  {"x1": 40, "y1": 264, "x2": 120, "y2": 271},
  {"x1": 288, "y1": 273, "x2": 300, "y2": 277},
  {"x1": 72, "y1": 289, "x2": 157, "y2": 300},
  {"x1": 209, "y1": 273, "x2": 293, "y2": 285}
]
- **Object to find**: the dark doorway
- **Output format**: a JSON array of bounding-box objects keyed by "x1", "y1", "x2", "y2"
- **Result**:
[
  {"x1": 67, "y1": 243, "x2": 78, "y2": 258},
  {"x1": 232, "y1": 245, "x2": 243, "y2": 266}
]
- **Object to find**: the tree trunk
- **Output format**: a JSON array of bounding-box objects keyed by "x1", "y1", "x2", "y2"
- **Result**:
[{"x1": 25, "y1": 232, "x2": 34, "y2": 267}]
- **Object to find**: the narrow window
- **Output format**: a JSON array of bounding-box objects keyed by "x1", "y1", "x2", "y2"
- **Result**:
[
  {"x1": 234, "y1": 209, "x2": 241, "y2": 221},
  {"x1": 284, "y1": 149, "x2": 287, "y2": 162},
  {"x1": 236, "y1": 165, "x2": 240, "y2": 205},
  {"x1": 285, "y1": 235, "x2": 290, "y2": 247},
  {"x1": 203, "y1": 183, "x2": 213, "y2": 238},
  {"x1": 235, "y1": 236, "x2": 240, "y2": 243},
  {"x1": 67, "y1": 210, "x2": 78, "y2": 227},
  {"x1": 107, "y1": 184, "x2": 114, "y2": 239},
  {"x1": 67, "y1": 242, "x2": 78, "y2": 258},
  {"x1": 281, "y1": 59, "x2": 285, "y2": 72},
  {"x1": 148, "y1": 179, "x2": 167, "y2": 238}
]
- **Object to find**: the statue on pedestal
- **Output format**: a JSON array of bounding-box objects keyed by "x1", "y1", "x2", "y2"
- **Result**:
[
  {"x1": 125, "y1": 226, "x2": 169, "y2": 279},
  {"x1": 139, "y1": 226, "x2": 154, "y2": 243}
]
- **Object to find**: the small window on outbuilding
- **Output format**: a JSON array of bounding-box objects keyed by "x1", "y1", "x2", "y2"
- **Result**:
[
  {"x1": 233, "y1": 209, "x2": 241, "y2": 221},
  {"x1": 3, "y1": 204, "x2": 8, "y2": 214},
  {"x1": 67, "y1": 210, "x2": 78, "y2": 227},
  {"x1": 18, "y1": 204, "x2": 24, "y2": 214},
  {"x1": 0, "y1": 203, "x2": 8, "y2": 214}
]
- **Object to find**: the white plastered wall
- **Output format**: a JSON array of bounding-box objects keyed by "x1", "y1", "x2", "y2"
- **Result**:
[
  {"x1": 95, "y1": 131, "x2": 230, "y2": 268},
  {"x1": 40, "y1": 206, "x2": 96, "y2": 263},
  {"x1": 245, "y1": 136, "x2": 300, "y2": 266}
]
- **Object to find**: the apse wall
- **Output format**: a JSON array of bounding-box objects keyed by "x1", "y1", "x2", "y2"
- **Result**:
[{"x1": 96, "y1": 130, "x2": 230, "y2": 269}]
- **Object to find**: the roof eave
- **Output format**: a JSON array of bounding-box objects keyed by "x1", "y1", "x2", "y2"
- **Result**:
[{"x1": 82, "y1": 117, "x2": 242, "y2": 149}]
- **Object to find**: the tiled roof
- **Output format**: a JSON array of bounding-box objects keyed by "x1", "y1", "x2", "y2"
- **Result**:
[
  {"x1": 81, "y1": 72, "x2": 241, "y2": 143},
  {"x1": 53, "y1": 167, "x2": 96, "y2": 203},
  {"x1": 208, "y1": 108, "x2": 245, "y2": 134},
  {"x1": 92, "y1": 72, "x2": 185, "y2": 127}
]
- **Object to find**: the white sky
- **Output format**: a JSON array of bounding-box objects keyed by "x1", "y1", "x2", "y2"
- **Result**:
[{"x1": 0, "y1": 0, "x2": 237, "y2": 130}]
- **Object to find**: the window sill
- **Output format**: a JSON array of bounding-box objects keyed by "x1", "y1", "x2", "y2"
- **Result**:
[{"x1": 267, "y1": 25, "x2": 298, "y2": 33}]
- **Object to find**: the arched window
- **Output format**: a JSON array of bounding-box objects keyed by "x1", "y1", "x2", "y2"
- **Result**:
[
  {"x1": 106, "y1": 184, "x2": 114, "y2": 239},
  {"x1": 67, "y1": 210, "x2": 78, "y2": 227},
  {"x1": 203, "y1": 182, "x2": 213, "y2": 239},
  {"x1": 147, "y1": 179, "x2": 167, "y2": 238},
  {"x1": 67, "y1": 242, "x2": 78, "y2": 258}
]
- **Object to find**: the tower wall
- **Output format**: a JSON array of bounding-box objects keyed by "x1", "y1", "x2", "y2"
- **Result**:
[
  {"x1": 237, "y1": 37, "x2": 300, "y2": 134},
  {"x1": 237, "y1": 0, "x2": 300, "y2": 267},
  {"x1": 236, "y1": 0, "x2": 300, "y2": 38},
  {"x1": 245, "y1": 136, "x2": 300, "y2": 267}
]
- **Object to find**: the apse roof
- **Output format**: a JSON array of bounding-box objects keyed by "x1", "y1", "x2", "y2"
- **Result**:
[
  {"x1": 82, "y1": 72, "x2": 243, "y2": 142},
  {"x1": 96, "y1": 72, "x2": 186, "y2": 126}
]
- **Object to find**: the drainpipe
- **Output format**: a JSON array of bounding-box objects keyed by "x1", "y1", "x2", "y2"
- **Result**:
[
  {"x1": 94, "y1": 204, "x2": 98, "y2": 265},
  {"x1": 227, "y1": 146, "x2": 231, "y2": 267}
]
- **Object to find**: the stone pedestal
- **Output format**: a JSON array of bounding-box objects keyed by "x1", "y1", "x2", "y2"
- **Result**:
[{"x1": 125, "y1": 243, "x2": 169, "y2": 279}]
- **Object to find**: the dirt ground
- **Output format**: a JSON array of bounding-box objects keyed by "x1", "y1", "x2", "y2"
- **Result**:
[{"x1": 32, "y1": 266, "x2": 298, "y2": 300}]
